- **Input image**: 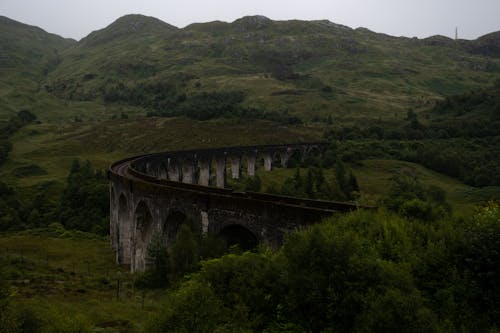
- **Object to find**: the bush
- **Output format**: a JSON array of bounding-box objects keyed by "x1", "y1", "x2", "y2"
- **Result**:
[
  {"x1": 383, "y1": 169, "x2": 450, "y2": 221},
  {"x1": 58, "y1": 160, "x2": 109, "y2": 235},
  {"x1": 12, "y1": 164, "x2": 47, "y2": 178},
  {"x1": 142, "y1": 232, "x2": 169, "y2": 288},
  {"x1": 170, "y1": 224, "x2": 199, "y2": 278},
  {"x1": 146, "y1": 280, "x2": 228, "y2": 333}
]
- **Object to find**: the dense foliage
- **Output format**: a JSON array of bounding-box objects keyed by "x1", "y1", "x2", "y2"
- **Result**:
[
  {"x1": 321, "y1": 87, "x2": 500, "y2": 187},
  {"x1": 0, "y1": 110, "x2": 37, "y2": 166},
  {"x1": 0, "y1": 160, "x2": 108, "y2": 235},
  {"x1": 0, "y1": 182, "x2": 26, "y2": 231},
  {"x1": 58, "y1": 160, "x2": 109, "y2": 235},
  {"x1": 383, "y1": 169, "x2": 451, "y2": 220},
  {"x1": 147, "y1": 203, "x2": 500, "y2": 332},
  {"x1": 325, "y1": 137, "x2": 500, "y2": 187},
  {"x1": 102, "y1": 80, "x2": 302, "y2": 123}
]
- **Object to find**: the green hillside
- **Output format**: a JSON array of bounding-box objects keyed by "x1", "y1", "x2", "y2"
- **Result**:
[
  {"x1": 1, "y1": 14, "x2": 498, "y2": 122},
  {"x1": 0, "y1": 14, "x2": 499, "y2": 201},
  {"x1": 41, "y1": 15, "x2": 500, "y2": 121},
  {"x1": 0, "y1": 16, "x2": 75, "y2": 119}
]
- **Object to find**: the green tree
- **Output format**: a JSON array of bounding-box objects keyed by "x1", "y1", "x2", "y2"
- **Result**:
[
  {"x1": 383, "y1": 169, "x2": 450, "y2": 221},
  {"x1": 170, "y1": 224, "x2": 199, "y2": 277},
  {"x1": 334, "y1": 159, "x2": 358, "y2": 200},
  {"x1": 58, "y1": 159, "x2": 109, "y2": 234},
  {"x1": 145, "y1": 232, "x2": 169, "y2": 287},
  {"x1": 455, "y1": 202, "x2": 500, "y2": 328},
  {"x1": 147, "y1": 280, "x2": 228, "y2": 333},
  {"x1": 244, "y1": 175, "x2": 261, "y2": 192},
  {"x1": 304, "y1": 169, "x2": 315, "y2": 199}
]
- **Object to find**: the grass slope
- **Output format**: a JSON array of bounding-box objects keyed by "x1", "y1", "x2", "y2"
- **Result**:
[
  {"x1": 2, "y1": 14, "x2": 500, "y2": 122},
  {"x1": 0, "y1": 16, "x2": 75, "y2": 120},
  {"x1": 42, "y1": 15, "x2": 500, "y2": 121},
  {"x1": 0, "y1": 232, "x2": 159, "y2": 331}
]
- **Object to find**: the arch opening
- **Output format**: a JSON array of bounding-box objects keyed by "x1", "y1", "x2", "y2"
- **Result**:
[
  {"x1": 117, "y1": 194, "x2": 129, "y2": 263},
  {"x1": 272, "y1": 151, "x2": 283, "y2": 168},
  {"x1": 134, "y1": 201, "x2": 153, "y2": 271},
  {"x1": 163, "y1": 211, "x2": 189, "y2": 241},
  {"x1": 287, "y1": 149, "x2": 303, "y2": 168},
  {"x1": 158, "y1": 162, "x2": 168, "y2": 180},
  {"x1": 219, "y1": 225, "x2": 258, "y2": 251}
]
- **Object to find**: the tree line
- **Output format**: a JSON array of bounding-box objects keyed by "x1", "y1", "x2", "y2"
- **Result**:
[
  {"x1": 102, "y1": 80, "x2": 302, "y2": 124},
  {"x1": 0, "y1": 160, "x2": 109, "y2": 234},
  {"x1": 0, "y1": 110, "x2": 37, "y2": 166}
]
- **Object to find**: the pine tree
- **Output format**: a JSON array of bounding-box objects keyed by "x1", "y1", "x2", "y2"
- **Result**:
[
  {"x1": 304, "y1": 169, "x2": 315, "y2": 199},
  {"x1": 347, "y1": 171, "x2": 360, "y2": 200},
  {"x1": 335, "y1": 159, "x2": 348, "y2": 200},
  {"x1": 293, "y1": 167, "x2": 303, "y2": 193}
]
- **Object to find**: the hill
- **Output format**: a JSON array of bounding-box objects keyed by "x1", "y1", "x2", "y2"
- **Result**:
[
  {"x1": 80, "y1": 14, "x2": 177, "y2": 47},
  {"x1": 39, "y1": 15, "x2": 500, "y2": 122},
  {"x1": 0, "y1": 14, "x2": 498, "y2": 203},
  {"x1": 0, "y1": 16, "x2": 75, "y2": 119},
  {"x1": 0, "y1": 14, "x2": 499, "y2": 124}
]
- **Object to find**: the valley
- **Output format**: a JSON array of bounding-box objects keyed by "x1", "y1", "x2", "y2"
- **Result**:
[{"x1": 0, "y1": 12, "x2": 499, "y2": 332}]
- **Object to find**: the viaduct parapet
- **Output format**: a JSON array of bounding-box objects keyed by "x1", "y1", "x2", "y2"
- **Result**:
[{"x1": 108, "y1": 143, "x2": 370, "y2": 272}]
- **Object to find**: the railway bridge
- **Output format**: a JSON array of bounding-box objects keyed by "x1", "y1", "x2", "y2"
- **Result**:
[{"x1": 108, "y1": 143, "x2": 366, "y2": 272}]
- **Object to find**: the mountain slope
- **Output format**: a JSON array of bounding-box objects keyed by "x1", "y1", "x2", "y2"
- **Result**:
[
  {"x1": 0, "y1": 16, "x2": 75, "y2": 118},
  {"x1": 80, "y1": 14, "x2": 177, "y2": 47},
  {"x1": 43, "y1": 15, "x2": 500, "y2": 121},
  {"x1": 1, "y1": 14, "x2": 500, "y2": 123},
  {"x1": 467, "y1": 31, "x2": 500, "y2": 58}
]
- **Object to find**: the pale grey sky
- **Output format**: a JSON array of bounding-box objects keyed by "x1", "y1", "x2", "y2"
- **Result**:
[{"x1": 1, "y1": 0, "x2": 499, "y2": 41}]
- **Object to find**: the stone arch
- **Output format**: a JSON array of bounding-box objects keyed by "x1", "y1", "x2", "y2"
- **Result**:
[
  {"x1": 219, "y1": 224, "x2": 258, "y2": 251},
  {"x1": 303, "y1": 145, "x2": 322, "y2": 167},
  {"x1": 258, "y1": 152, "x2": 273, "y2": 171},
  {"x1": 287, "y1": 148, "x2": 303, "y2": 168},
  {"x1": 167, "y1": 157, "x2": 181, "y2": 181},
  {"x1": 158, "y1": 162, "x2": 168, "y2": 180},
  {"x1": 117, "y1": 194, "x2": 130, "y2": 264},
  {"x1": 163, "y1": 210, "x2": 190, "y2": 241},
  {"x1": 272, "y1": 150, "x2": 282, "y2": 167},
  {"x1": 133, "y1": 200, "x2": 154, "y2": 272}
]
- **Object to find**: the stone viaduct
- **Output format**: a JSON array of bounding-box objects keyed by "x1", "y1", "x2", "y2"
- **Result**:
[{"x1": 108, "y1": 143, "x2": 368, "y2": 272}]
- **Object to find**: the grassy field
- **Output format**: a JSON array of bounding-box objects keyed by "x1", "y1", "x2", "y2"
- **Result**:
[{"x1": 0, "y1": 231, "x2": 162, "y2": 332}]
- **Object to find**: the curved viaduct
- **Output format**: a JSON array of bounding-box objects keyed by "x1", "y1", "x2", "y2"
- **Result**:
[{"x1": 108, "y1": 143, "x2": 366, "y2": 272}]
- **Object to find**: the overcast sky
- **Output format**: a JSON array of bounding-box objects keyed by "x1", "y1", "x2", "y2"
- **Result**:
[{"x1": 1, "y1": 0, "x2": 499, "y2": 41}]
